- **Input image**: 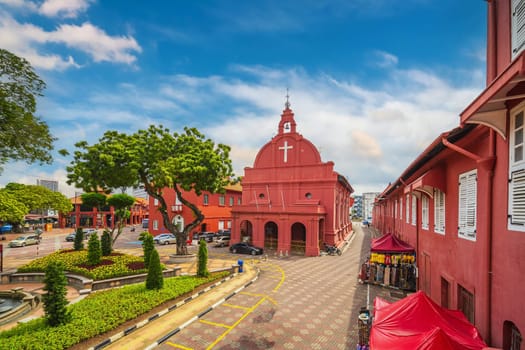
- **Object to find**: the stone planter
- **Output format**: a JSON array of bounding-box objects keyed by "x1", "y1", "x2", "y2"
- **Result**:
[{"x1": 167, "y1": 253, "x2": 197, "y2": 264}]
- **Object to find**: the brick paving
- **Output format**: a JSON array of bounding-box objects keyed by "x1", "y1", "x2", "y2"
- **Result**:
[{"x1": 156, "y1": 224, "x2": 403, "y2": 350}]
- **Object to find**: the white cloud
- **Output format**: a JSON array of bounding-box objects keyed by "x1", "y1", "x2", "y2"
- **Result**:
[
  {"x1": 0, "y1": 10, "x2": 141, "y2": 70},
  {"x1": 0, "y1": 61, "x2": 485, "y2": 195},
  {"x1": 374, "y1": 50, "x2": 399, "y2": 68},
  {"x1": 39, "y1": 0, "x2": 92, "y2": 18}
]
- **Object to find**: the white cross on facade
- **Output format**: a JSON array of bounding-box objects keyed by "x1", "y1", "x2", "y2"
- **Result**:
[{"x1": 279, "y1": 141, "x2": 293, "y2": 163}]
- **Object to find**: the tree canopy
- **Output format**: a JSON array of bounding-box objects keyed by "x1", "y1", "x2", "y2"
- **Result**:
[
  {"x1": 0, "y1": 183, "x2": 72, "y2": 224},
  {"x1": 0, "y1": 49, "x2": 55, "y2": 173},
  {"x1": 66, "y1": 125, "x2": 235, "y2": 255}
]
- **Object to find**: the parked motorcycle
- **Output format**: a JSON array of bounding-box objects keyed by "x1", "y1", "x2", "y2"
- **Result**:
[{"x1": 324, "y1": 243, "x2": 342, "y2": 256}]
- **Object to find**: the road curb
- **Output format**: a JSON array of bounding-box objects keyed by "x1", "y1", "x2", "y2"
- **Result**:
[{"x1": 90, "y1": 268, "x2": 260, "y2": 350}]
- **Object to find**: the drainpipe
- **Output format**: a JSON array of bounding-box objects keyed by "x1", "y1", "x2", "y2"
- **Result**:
[{"x1": 442, "y1": 133, "x2": 496, "y2": 343}]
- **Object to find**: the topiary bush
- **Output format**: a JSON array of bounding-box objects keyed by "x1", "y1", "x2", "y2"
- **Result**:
[
  {"x1": 145, "y1": 248, "x2": 163, "y2": 290},
  {"x1": 87, "y1": 233, "x2": 101, "y2": 266},
  {"x1": 42, "y1": 261, "x2": 72, "y2": 327},
  {"x1": 142, "y1": 233, "x2": 154, "y2": 268},
  {"x1": 197, "y1": 239, "x2": 209, "y2": 277},
  {"x1": 73, "y1": 227, "x2": 84, "y2": 251},
  {"x1": 101, "y1": 229, "x2": 112, "y2": 256}
]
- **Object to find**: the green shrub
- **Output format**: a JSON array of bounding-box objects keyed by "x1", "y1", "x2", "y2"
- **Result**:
[
  {"x1": 73, "y1": 228, "x2": 84, "y2": 251},
  {"x1": 101, "y1": 230, "x2": 112, "y2": 256},
  {"x1": 197, "y1": 239, "x2": 209, "y2": 277},
  {"x1": 0, "y1": 272, "x2": 229, "y2": 349},
  {"x1": 142, "y1": 233, "x2": 154, "y2": 268},
  {"x1": 42, "y1": 261, "x2": 72, "y2": 327},
  {"x1": 145, "y1": 249, "x2": 163, "y2": 290},
  {"x1": 17, "y1": 250, "x2": 150, "y2": 280},
  {"x1": 87, "y1": 233, "x2": 101, "y2": 266}
]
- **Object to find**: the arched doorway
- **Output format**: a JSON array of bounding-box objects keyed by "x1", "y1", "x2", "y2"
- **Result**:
[
  {"x1": 240, "y1": 220, "x2": 253, "y2": 243},
  {"x1": 264, "y1": 221, "x2": 278, "y2": 250},
  {"x1": 290, "y1": 222, "x2": 306, "y2": 255}
]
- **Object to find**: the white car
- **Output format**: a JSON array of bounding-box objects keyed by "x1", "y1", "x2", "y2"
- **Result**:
[
  {"x1": 8, "y1": 235, "x2": 40, "y2": 247},
  {"x1": 215, "y1": 236, "x2": 230, "y2": 247},
  {"x1": 154, "y1": 233, "x2": 176, "y2": 245}
]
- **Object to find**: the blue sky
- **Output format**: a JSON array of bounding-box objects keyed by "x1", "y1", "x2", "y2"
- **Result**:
[{"x1": 0, "y1": 0, "x2": 487, "y2": 197}]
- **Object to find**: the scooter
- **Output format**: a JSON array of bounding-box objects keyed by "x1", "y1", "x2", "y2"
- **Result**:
[{"x1": 324, "y1": 244, "x2": 342, "y2": 256}]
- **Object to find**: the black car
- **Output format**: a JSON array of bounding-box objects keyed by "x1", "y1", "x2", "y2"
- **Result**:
[{"x1": 229, "y1": 242, "x2": 263, "y2": 255}]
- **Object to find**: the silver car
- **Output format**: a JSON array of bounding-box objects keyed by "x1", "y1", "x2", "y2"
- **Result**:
[
  {"x1": 155, "y1": 233, "x2": 177, "y2": 245},
  {"x1": 8, "y1": 235, "x2": 40, "y2": 247}
]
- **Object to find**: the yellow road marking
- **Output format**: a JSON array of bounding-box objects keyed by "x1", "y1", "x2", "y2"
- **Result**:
[
  {"x1": 240, "y1": 291, "x2": 268, "y2": 298},
  {"x1": 166, "y1": 341, "x2": 193, "y2": 349},
  {"x1": 199, "y1": 319, "x2": 232, "y2": 329},
  {"x1": 222, "y1": 303, "x2": 250, "y2": 310},
  {"x1": 206, "y1": 296, "x2": 267, "y2": 350}
]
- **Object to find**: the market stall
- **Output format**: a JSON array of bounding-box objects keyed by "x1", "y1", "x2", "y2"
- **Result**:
[
  {"x1": 359, "y1": 233, "x2": 416, "y2": 291},
  {"x1": 370, "y1": 291, "x2": 487, "y2": 350}
]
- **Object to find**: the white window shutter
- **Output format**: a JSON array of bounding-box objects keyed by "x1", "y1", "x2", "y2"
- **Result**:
[
  {"x1": 513, "y1": 0, "x2": 525, "y2": 58},
  {"x1": 510, "y1": 169, "x2": 525, "y2": 225},
  {"x1": 459, "y1": 170, "x2": 477, "y2": 240}
]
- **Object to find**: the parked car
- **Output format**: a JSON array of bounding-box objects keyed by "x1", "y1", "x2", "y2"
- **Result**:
[
  {"x1": 65, "y1": 232, "x2": 77, "y2": 242},
  {"x1": 217, "y1": 229, "x2": 231, "y2": 237},
  {"x1": 215, "y1": 236, "x2": 230, "y2": 247},
  {"x1": 83, "y1": 228, "x2": 97, "y2": 238},
  {"x1": 197, "y1": 232, "x2": 216, "y2": 242},
  {"x1": 8, "y1": 234, "x2": 40, "y2": 248},
  {"x1": 229, "y1": 242, "x2": 263, "y2": 255},
  {"x1": 155, "y1": 233, "x2": 176, "y2": 245},
  {"x1": 0, "y1": 224, "x2": 13, "y2": 233}
]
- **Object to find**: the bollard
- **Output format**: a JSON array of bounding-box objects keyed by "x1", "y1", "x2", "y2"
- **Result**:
[{"x1": 237, "y1": 259, "x2": 244, "y2": 273}]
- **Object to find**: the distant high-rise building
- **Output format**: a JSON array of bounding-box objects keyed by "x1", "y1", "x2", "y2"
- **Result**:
[
  {"x1": 37, "y1": 179, "x2": 59, "y2": 192},
  {"x1": 132, "y1": 187, "x2": 149, "y2": 200},
  {"x1": 362, "y1": 192, "x2": 379, "y2": 222},
  {"x1": 352, "y1": 195, "x2": 363, "y2": 218}
]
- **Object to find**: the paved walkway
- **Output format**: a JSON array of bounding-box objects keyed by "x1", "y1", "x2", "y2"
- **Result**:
[{"x1": 1, "y1": 224, "x2": 402, "y2": 349}]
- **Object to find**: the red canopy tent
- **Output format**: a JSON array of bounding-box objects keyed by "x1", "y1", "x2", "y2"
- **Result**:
[
  {"x1": 370, "y1": 233, "x2": 415, "y2": 253},
  {"x1": 370, "y1": 291, "x2": 487, "y2": 350}
]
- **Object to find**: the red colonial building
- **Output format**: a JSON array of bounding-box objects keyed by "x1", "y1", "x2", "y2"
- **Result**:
[
  {"x1": 147, "y1": 184, "x2": 242, "y2": 237},
  {"x1": 61, "y1": 196, "x2": 148, "y2": 229},
  {"x1": 373, "y1": 1, "x2": 525, "y2": 348},
  {"x1": 231, "y1": 102, "x2": 354, "y2": 256}
]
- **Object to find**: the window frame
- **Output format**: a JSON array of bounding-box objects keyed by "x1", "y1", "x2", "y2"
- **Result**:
[
  {"x1": 411, "y1": 194, "x2": 417, "y2": 226},
  {"x1": 434, "y1": 189, "x2": 445, "y2": 235},
  {"x1": 405, "y1": 194, "x2": 410, "y2": 223},
  {"x1": 509, "y1": 104, "x2": 525, "y2": 231},
  {"x1": 458, "y1": 169, "x2": 477, "y2": 241},
  {"x1": 421, "y1": 195, "x2": 429, "y2": 230},
  {"x1": 203, "y1": 194, "x2": 209, "y2": 205}
]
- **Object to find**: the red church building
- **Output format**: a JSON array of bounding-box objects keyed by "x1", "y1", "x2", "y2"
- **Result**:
[
  {"x1": 373, "y1": 1, "x2": 525, "y2": 348},
  {"x1": 231, "y1": 102, "x2": 354, "y2": 256}
]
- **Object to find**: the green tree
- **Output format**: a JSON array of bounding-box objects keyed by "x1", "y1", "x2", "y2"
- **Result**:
[
  {"x1": 42, "y1": 261, "x2": 71, "y2": 327},
  {"x1": 73, "y1": 227, "x2": 84, "y2": 251},
  {"x1": 101, "y1": 229, "x2": 112, "y2": 256},
  {"x1": 66, "y1": 125, "x2": 235, "y2": 255},
  {"x1": 87, "y1": 233, "x2": 101, "y2": 266},
  {"x1": 0, "y1": 191, "x2": 28, "y2": 223},
  {"x1": 197, "y1": 239, "x2": 209, "y2": 277},
  {"x1": 145, "y1": 248, "x2": 163, "y2": 290},
  {"x1": 107, "y1": 193, "x2": 135, "y2": 246},
  {"x1": 142, "y1": 233, "x2": 154, "y2": 268},
  {"x1": 0, "y1": 49, "x2": 55, "y2": 173},
  {"x1": 80, "y1": 192, "x2": 107, "y2": 228},
  {"x1": 1, "y1": 183, "x2": 72, "y2": 222}
]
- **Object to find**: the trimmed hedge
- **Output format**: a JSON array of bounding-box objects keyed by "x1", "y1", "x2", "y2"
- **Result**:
[
  {"x1": 0, "y1": 272, "x2": 229, "y2": 350},
  {"x1": 16, "y1": 250, "x2": 154, "y2": 280}
]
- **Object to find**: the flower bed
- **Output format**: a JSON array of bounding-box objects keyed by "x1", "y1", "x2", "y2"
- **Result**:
[{"x1": 16, "y1": 249, "x2": 155, "y2": 280}]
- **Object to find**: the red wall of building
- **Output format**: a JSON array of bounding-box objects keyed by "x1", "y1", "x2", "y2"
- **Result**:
[{"x1": 147, "y1": 186, "x2": 242, "y2": 237}]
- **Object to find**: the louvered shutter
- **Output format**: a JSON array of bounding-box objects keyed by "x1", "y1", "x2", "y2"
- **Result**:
[
  {"x1": 510, "y1": 169, "x2": 525, "y2": 225},
  {"x1": 513, "y1": 0, "x2": 525, "y2": 58},
  {"x1": 411, "y1": 194, "x2": 417, "y2": 226},
  {"x1": 434, "y1": 190, "x2": 445, "y2": 234},
  {"x1": 422, "y1": 196, "x2": 429, "y2": 229},
  {"x1": 458, "y1": 170, "x2": 477, "y2": 240}
]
